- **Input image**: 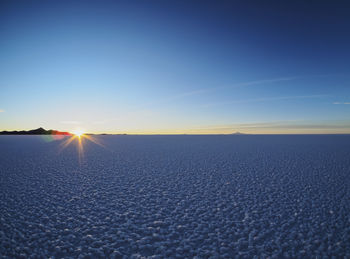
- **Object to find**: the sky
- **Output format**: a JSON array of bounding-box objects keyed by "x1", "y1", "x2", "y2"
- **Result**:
[{"x1": 1, "y1": 0, "x2": 350, "y2": 134}]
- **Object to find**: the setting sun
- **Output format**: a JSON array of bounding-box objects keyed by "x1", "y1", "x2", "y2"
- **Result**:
[{"x1": 72, "y1": 129, "x2": 85, "y2": 137}]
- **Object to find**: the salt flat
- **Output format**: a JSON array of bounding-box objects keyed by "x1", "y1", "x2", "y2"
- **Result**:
[{"x1": 0, "y1": 135, "x2": 350, "y2": 258}]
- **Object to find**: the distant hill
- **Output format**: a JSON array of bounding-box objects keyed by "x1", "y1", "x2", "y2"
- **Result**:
[
  {"x1": 0, "y1": 127, "x2": 71, "y2": 135},
  {"x1": 231, "y1": 132, "x2": 246, "y2": 135}
]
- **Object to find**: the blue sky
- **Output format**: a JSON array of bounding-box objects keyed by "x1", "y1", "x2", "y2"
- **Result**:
[{"x1": 1, "y1": 0, "x2": 350, "y2": 133}]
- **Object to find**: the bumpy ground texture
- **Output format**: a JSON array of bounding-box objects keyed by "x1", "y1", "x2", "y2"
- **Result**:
[{"x1": 1, "y1": 135, "x2": 350, "y2": 258}]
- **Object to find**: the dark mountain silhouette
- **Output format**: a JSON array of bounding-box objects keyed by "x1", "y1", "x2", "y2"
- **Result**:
[{"x1": 0, "y1": 127, "x2": 71, "y2": 135}]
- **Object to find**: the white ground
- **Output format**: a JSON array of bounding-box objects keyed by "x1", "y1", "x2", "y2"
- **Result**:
[{"x1": 0, "y1": 135, "x2": 349, "y2": 258}]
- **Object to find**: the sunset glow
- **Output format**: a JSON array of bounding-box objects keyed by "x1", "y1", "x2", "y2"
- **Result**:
[{"x1": 72, "y1": 129, "x2": 85, "y2": 138}]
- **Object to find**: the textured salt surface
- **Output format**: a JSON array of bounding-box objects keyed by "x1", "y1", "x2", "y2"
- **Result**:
[{"x1": 0, "y1": 135, "x2": 350, "y2": 258}]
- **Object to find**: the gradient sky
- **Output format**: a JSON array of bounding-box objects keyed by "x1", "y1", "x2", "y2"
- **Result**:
[{"x1": 1, "y1": 0, "x2": 350, "y2": 134}]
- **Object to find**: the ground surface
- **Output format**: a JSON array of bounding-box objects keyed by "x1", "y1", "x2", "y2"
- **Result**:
[{"x1": 0, "y1": 135, "x2": 350, "y2": 258}]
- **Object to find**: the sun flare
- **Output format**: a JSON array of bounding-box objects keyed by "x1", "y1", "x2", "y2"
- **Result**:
[
  {"x1": 59, "y1": 128, "x2": 105, "y2": 165},
  {"x1": 72, "y1": 129, "x2": 85, "y2": 137}
]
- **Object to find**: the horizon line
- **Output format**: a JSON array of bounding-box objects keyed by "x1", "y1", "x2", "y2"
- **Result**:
[{"x1": 1, "y1": 125, "x2": 350, "y2": 135}]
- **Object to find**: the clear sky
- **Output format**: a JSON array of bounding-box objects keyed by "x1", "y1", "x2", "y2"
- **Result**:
[{"x1": 1, "y1": 0, "x2": 350, "y2": 134}]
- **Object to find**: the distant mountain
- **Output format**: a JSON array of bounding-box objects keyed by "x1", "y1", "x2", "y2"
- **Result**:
[
  {"x1": 231, "y1": 132, "x2": 246, "y2": 135},
  {"x1": 0, "y1": 127, "x2": 71, "y2": 135}
]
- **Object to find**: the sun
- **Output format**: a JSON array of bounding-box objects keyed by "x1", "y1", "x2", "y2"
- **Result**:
[
  {"x1": 59, "y1": 128, "x2": 105, "y2": 164},
  {"x1": 72, "y1": 129, "x2": 85, "y2": 137}
]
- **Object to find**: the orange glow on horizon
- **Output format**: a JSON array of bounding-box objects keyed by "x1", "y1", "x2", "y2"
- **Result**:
[{"x1": 72, "y1": 129, "x2": 85, "y2": 138}]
